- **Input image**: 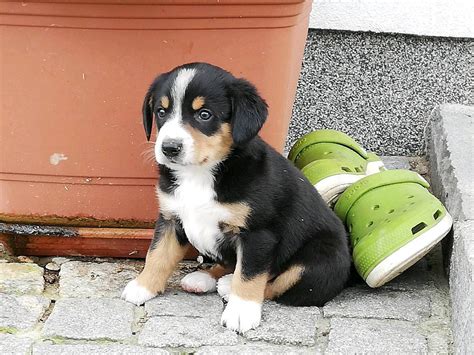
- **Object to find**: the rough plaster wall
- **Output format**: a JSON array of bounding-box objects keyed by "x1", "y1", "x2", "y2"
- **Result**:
[{"x1": 287, "y1": 30, "x2": 472, "y2": 155}]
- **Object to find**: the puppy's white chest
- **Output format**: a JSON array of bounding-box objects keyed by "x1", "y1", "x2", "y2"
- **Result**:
[{"x1": 159, "y1": 168, "x2": 229, "y2": 257}]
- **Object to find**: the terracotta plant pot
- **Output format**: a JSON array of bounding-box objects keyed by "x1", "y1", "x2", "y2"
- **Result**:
[{"x1": 0, "y1": 0, "x2": 311, "y2": 257}]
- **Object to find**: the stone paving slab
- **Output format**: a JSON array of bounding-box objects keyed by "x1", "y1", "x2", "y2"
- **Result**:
[
  {"x1": 0, "y1": 293, "x2": 50, "y2": 331},
  {"x1": 42, "y1": 298, "x2": 134, "y2": 341},
  {"x1": 145, "y1": 291, "x2": 223, "y2": 318},
  {"x1": 244, "y1": 302, "x2": 320, "y2": 346},
  {"x1": 0, "y1": 333, "x2": 34, "y2": 355},
  {"x1": 138, "y1": 316, "x2": 239, "y2": 348},
  {"x1": 326, "y1": 317, "x2": 428, "y2": 354},
  {"x1": 323, "y1": 287, "x2": 430, "y2": 322},
  {"x1": 196, "y1": 343, "x2": 318, "y2": 354},
  {"x1": 0, "y1": 263, "x2": 44, "y2": 295},
  {"x1": 59, "y1": 261, "x2": 140, "y2": 298},
  {"x1": 33, "y1": 343, "x2": 169, "y2": 355}
]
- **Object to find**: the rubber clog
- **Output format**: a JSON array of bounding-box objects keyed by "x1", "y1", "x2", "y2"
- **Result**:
[
  {"x1": 334, "y1": 169, "x2": 453, "y2": 287},
  {"x1": 288, "y1": 130, "x2": 385, "y2": 204}
]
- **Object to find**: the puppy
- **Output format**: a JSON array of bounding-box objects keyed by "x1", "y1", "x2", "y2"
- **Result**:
[{"x1": 122, "y1": 62, "x2": 351, "y2": 333}]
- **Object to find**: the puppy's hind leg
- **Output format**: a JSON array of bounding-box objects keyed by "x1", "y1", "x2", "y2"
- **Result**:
[
  {"x1": 220, "y1": 265, "x2": 304, "y2": 303},
  {"x1": 181, "y1": 264, "x2": 233, "y2": 294},
  {"x1": 271, "y1": 234, "x2": 351, "y2": 307},
  {"x1": 264, "y1": 265, "x2": 305, "y2": 300},
  {"x1": 122, "y1": 217, "x2": 189, "y2": 305}
]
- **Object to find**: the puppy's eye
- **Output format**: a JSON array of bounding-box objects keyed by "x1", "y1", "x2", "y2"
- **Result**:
[
  {"x1": 157, "y1": 108, "x2": 166, "y2": 118},
  {"x1": 198, "y1": 109, "x2": 212, "y2": 121}
]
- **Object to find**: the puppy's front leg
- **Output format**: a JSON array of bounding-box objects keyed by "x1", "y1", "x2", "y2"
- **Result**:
[
  {"x1": 221, "y1": 231, "x2": 275, "y2": 333},
  {"x1": 122, "y1": 217, "x2": 189, "y2": 305}
]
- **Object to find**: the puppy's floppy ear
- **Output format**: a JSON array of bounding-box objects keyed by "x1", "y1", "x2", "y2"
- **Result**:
[
  {"x1": 142, "y1": 84, "x2": 155, "y2": 141},
  {"x1": 228, "y1": 78, "x2": 268, "y2": 145},
  {"x1": 142, "y1": 73, "x2": 169, "y2": 141}
]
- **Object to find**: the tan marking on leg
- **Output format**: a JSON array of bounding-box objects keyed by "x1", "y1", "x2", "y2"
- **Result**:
[
  {"x1": 160, "y1": 96, "x2": 170, "y2": 109},
  {"x1": 192, "y1": 96, "x2": 205, "y2": 110},
  {"x1": 231, "y1": 249, "x2": 268, "y2": 302},
  {"x1": 264, "y1": 265, "x2": 305, "y2": 300},
  {"x1": 136, "y1": 222, "x2": 188, "y2": 294},
  {"x1": 204, "y1": 264, "x2": 234, "y2": 279},
  {"x1": 184, "y1": 123, "x2": 233, "y2": 165}
]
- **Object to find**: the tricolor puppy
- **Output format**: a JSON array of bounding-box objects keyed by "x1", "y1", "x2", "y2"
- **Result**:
[{"x1": 122, "y1": 63, "x2": 351, "y2": 333}]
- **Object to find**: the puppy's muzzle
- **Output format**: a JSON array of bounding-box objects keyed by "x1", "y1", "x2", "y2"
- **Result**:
[{"x1": 161, "y1": 139, "x2": 183, "y2": 159}]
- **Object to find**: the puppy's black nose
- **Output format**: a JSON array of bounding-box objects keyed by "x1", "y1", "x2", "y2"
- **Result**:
[{"x1": 162, "y1": 140, "x2": 183, "y2": 158}]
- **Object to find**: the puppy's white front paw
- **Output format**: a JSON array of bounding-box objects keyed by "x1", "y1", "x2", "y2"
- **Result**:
[
  {"x1": 121, "y1": 279, "x2": 156, "y2": 305},
  {"x1": 180, "y1": 271, "x2": 217, "y2": 293},
  {"x1": 220, "y1": 294, "x2": 262, "y2": 333},
  {"x1": 217, "y1": 274, "x2": 233, "y2": 301}
]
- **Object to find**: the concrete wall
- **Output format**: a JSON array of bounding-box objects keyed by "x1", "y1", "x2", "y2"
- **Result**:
[
  {"x1": 286, "y1": 30, "x2": 471, "y2": 155},
  {"x1": 309, "y1": 0, "x2": 474, "y2": 38}
]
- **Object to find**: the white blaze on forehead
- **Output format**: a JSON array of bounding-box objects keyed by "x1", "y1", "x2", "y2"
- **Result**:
[
  {"x1": 155, "y1": 68, "x2": 197, "y2": 166},
  {"x1": 171, "y1": 68, "x2": 197, "y2": 118}
]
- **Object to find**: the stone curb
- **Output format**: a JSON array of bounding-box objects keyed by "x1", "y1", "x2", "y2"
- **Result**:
[{"x1": 428, "y1": 104, "x2": 473, "y2": 354}]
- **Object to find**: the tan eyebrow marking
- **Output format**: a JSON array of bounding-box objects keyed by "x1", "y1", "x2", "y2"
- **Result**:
[
  {"x1": 160, "y1": 96, "x2": 170, "y2": 109},
  {"x1": 192, "y1": 96, "x2": 205, "y2": 110}
]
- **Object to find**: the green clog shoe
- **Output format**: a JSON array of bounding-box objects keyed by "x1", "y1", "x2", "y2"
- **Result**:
[
  {"x1": 334, "y1": 170, "x2": 453, "y2": 288},
  {"x1": 288, "y1": 130, "x2": 385, "y2": 204}
]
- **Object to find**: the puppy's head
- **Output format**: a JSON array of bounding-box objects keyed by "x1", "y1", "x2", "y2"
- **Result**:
[{"x1": 142, "y1": 63, "x2": 268, "y2": 169}]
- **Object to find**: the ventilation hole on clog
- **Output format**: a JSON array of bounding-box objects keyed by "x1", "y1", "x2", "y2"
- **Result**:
[
  {"x1": 354, "y1": 167, "x2": 362, "y2": 172},
  {"x1": 410, "y1": 202, "x2": 416, "y2": 205},
  {"x1": 349, "y1": 224, "x2": 353, "y2": 232},
  {"x1": 407, "y1": 195, "x2": 414, "y2": 199},
  {"x1": 388, "y1": 209, "x2": 395, "y2": 214},
  {"x1": 323, "y1": 151, "x2": 332, "y2": 155},
  {"x1": 367, "y1": 221, "x2": 373, "y2": 227},
  {"x1": 341, "y1": 167, "x2": 352, "y2": 172},
  {"x1": 411, "y1": 222, "x2": 427, "y2": 235},
  {"x1": 372, "y1": 204, "x2": 380, "y2": 210},
  {"x1": 433, "y1": 210, "x2": 442, "y2": 220}
]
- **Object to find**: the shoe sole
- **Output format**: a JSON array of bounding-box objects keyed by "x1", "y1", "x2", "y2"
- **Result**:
[
  {"x1": 365, "y1": 213, "x2": 453, "y2": 287},
  {"x1": 314, "y1": 161, "x2": 385, "y2": 204}
]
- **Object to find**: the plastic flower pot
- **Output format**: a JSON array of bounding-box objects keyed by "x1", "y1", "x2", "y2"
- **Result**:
[{"x1": 0, "y1": 0, "x2": 312, "y2": 258}]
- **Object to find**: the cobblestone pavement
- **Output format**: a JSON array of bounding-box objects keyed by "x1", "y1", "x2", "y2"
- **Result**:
[
  {"x1": 0, "y1": 158, "x2": 452, "y2": 354},
  {"x1": 0, "y1": 251, "x2": 452, "y2": 354}
]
